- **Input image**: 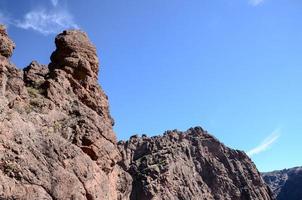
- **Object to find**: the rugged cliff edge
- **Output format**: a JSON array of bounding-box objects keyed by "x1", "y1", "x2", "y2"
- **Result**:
[
  {"x1": 0, "y1": 25, "x2": 120, "y2": 199},
  {"x1": 262, "y1": 167, "x2": 302, "y2": 200},
  {"x1": 0, "y1": 25, "x2": 273, "y2": 200}
]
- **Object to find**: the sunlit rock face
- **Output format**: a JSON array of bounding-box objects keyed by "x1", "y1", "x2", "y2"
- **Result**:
[
  {"x1": 0, "y1": 26, "x2": 120, "y2": 200},
  {"x1": 0, "y1": 25, "x2": 15, "y2": 58},
  {"x1": 0, "y1": 25, "x2": 273, "y2": 200}
]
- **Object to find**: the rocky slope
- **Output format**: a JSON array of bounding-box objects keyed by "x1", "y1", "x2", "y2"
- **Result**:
[
  {"x1": 0, "y1": 24, "x2": 273, "y2": 200},
  {"x1": 118, "y1": 127, "x2": 273, "y2": 200},
  {"x1": 262, "y1": 167, "x2": 302, "y2": 200}
]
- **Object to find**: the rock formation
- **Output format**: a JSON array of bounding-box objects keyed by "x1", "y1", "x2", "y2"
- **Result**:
[
  {"x1": 0, "y1": 25, "x2": 15, "y2": 58},
  {"x1": 0, "y1": 25, "x2": 273, "y2": 200},
  {"x1": 0, "y1": 27, "x2": 119, "y2": 200},
  {"x1": 262, "y1": 166, "x2": 302, "y2": 200},
  {"x1": 118, "y1": 127, "x2": 273, "y2": 200}
]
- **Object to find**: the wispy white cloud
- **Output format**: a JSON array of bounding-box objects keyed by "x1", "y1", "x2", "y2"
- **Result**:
[
  {"x1": 51, "y1": 0, "x2": 59, "y2": 7},
  {"x1": 0, "y1": 0, "x2": 78, "y2": 35},
  {"x1": 15, "y1": 9, "x2": 78, "y2": 35},
  {"x1": 247, "y1": 129, "x2": 281, "y2": 157},
  {"x1": 249, "y1": 0, "x2": 265, "y2": 6}
]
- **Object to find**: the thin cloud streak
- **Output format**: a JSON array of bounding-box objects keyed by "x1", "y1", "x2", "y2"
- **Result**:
[
  {"x1": 247, "y1": 129, "x2": 281, "y2": 157},
  {"x1": 15, "y1": 9, "x2": 78, "y2": 35},
  {"x1": 249, "y1": 0, "x2": 264, "y2": 6},
  {"x1": 51, "y1": 0, "x2": 59, "y2": 7},
  {"x1": 0, "y1": 0, "x2": 78, "y2": 35}
]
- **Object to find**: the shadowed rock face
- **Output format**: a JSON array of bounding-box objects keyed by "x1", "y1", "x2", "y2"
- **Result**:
[
  {"x1": 0, "y1": 26, "x2": 273, "y2": 200},
  {"x1": 262, "y1": 167, "x2": 302, "y2": 200}
]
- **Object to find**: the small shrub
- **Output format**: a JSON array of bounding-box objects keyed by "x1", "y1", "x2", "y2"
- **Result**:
[
  {"x1": 26, "y1": 86, "x2": 45, "y2": 98},
  {"x1": 27, "y1": 87, "x2": 39, "y2": 97}
]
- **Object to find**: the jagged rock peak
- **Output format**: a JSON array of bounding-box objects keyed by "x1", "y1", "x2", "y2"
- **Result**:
[
  {"x1": 50, "y1": 30, "x2": 99, "y2": 82},
  {"x1": 118, "y1": 127, "x2": 273, "y2": 200},
  {"x1": 0, "y1": 29, "x2": 119, "y2": 199},
  {"x1": 0, "y1": 25, "x2": 15, "y2": 58},
  {"x1": 45, "y1": 30, "x2": 114, "y2": 122}
]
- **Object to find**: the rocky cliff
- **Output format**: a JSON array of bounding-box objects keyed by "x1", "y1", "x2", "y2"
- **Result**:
[
  {"x1": 0, "y1": 25, "x2": 120, "y2": 200},
  {"x1": 262, "y1": 167, "x2": 302, "y2": 200},
  {"x1": 0, "y1": 25, "x2": 273, "y2": 200},
  {"x1": 118, "y1": 128, "x2": 273, "y2": 200}
]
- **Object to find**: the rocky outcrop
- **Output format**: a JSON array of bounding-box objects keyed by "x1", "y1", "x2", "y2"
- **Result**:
[
  {"x1": 0, "y1": 25, "x2": 15, "y2": 58},
  {"x1": 0, "y1": 25, "x2": 273, "y2": 200},
  {"x1": 262, "y1": 167, "x2": 302, "y2": 200},
  {"x1": 118, "y1": 127, "x2": 273, "y2": 200},
  {"x1": 0, "y1": 27, "x2": 119, "y2": 200}
]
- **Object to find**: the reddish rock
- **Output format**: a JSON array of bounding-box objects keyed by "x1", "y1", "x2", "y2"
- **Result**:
[
  {"x1": 0, "y1": 26, "x2": 119, "y2": 200},
  {"x1": 118, "y1": 127, "x2": 273, "y2": 200},
  {"x1": 0, "y1": 25, "x2": 273, "y2": 200},
  {"x1": 49, "y1": 30, "x2": 99, "y2": 81},
  {"x1": 0, "y1": 25, "x2": 15, "y2": 58}
]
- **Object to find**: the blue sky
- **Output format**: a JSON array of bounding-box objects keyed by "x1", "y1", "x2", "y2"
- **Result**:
[{"x1": 0, "y1": 0, "x2": 301, "y2": 172}]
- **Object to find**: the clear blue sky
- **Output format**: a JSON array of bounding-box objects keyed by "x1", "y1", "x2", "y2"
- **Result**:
[{"x1": 1, "y1": 0, "x2": 301, "y2": 172}]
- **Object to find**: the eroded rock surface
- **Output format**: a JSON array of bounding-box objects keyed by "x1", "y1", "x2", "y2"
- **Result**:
[
  {"x1": 263, "y1": 167, "x2": 302, "y2": 200},
  {"x1": 0, "y1": 27, "x2": 119, "y2": 200},
  {"x1": 0, "y1": 26, "x2": 273, "y2": 200},
  {"x1": 118, "y1": 127, "x2": 273, "y2": 200},
  {"x1": 0, "y1": 25, "x2": 15, "y2": 58}
]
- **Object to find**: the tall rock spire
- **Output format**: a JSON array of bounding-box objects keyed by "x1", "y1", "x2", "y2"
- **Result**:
[
  {"x1": 0, "y1": 25, "x2": 15, "y2": 58},
  {"x1": 49, "y1": 30, "x2": 99, "y2": 82},
  {"x1": 0, "y1": 28, "x2": 121, "y2": 200}
]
